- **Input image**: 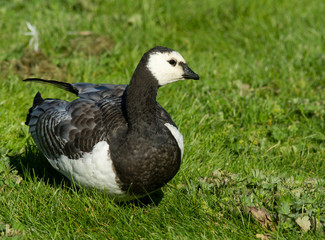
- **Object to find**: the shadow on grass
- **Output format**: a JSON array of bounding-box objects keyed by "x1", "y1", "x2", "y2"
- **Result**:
[
  {"x1": 8, "y1": 141, "x2": 164, "y2": 206},
  {"x1": 8, "y1": 141, "x2": 71, "y2": 189},
  {"x1": 117, "y1": 189, "x2": 164, "y2": 207}
]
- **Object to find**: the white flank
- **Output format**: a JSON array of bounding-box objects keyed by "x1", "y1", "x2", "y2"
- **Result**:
[
  {"x1": 49, "y1": 141, "x2": 124, "y2": 196},
  {"x1": 164, "y1": 123, "x2": 184, "y2": 159},
  {"x1": 147, "y1": 51, "x2": 187, "y2": 86}
]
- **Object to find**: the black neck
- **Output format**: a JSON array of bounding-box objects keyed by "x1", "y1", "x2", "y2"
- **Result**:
[{"x1": 125, "y1": 62, "x2": 159, "y2": 132}]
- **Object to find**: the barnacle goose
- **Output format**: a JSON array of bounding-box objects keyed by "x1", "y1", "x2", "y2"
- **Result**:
[{"x1": 24, "y1": 46, "x2": 199, "y2": 200}]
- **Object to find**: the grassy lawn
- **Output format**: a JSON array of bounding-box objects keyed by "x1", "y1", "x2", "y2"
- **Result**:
[{"x1": 1, "y1": 0, "x2": 325, "y2": 238}]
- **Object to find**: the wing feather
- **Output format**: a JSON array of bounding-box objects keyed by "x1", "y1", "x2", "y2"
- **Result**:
[{"x1": 27, "y1": 95, "x2": 127, "y2": 160}]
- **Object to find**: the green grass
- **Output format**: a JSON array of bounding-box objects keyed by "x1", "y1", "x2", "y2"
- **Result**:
[{"x1": 1, "y1": 0, "x2": 325, "y2": 238}]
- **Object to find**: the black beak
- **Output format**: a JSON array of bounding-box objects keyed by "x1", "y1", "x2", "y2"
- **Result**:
[{"x1": 181, "y1": 63, "x2": 199, "y2": 80}]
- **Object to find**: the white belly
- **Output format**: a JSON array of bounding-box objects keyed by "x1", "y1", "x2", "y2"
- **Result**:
[{"x1": 48, "y1": 141, "x2": 124, "y2": 196}]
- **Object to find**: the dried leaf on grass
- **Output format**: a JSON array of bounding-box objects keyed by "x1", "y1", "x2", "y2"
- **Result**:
[
  {"x1": 296, "y1": 216, "x2": 311, "y2": 232},
  {"x1": 255, "y1": 233, "x2": 271, "y2": 240},
  {"x1": 245, "y1": 206, "x2": 275, "y2": 230}
]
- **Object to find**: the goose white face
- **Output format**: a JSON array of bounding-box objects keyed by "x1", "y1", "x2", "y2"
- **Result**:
[{"x1": 147, "y1": 51, "x2": 189, "y2": 86}]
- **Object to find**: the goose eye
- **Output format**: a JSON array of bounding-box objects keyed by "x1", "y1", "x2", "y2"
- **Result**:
[{"x1": 168, "y1": 59, "x2": 177, "y2": 66}]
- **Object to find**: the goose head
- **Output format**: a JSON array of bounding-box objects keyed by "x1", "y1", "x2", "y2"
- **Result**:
[{"x1": 145, "y1": 46, "x2": 199, "y2": 86}]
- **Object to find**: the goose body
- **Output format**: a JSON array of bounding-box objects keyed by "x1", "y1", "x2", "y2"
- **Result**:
[{"x1": 24, "y1": 46, "x2": 199, "y2": 200}]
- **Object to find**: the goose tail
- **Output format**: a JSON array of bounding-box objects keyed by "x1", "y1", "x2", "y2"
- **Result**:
[{"x1": 25, "y1": 91, "x2": 44, "y2": 126}]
